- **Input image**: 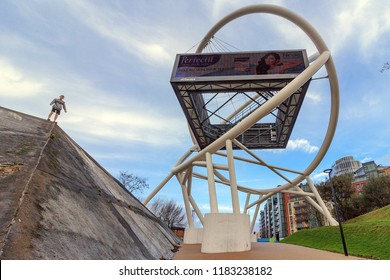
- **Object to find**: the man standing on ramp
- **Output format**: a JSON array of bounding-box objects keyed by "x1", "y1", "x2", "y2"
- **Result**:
[{"x1": 47, "y1": 94, "x2": 67, "y2": 122}]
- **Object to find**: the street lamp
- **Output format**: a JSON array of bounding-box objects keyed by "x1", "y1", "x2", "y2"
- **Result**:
[{"x1": 323, "y1": 168, "x2": 348, "y2": 256}]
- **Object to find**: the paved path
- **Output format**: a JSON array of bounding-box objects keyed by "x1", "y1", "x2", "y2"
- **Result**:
[{"x1": 173, "y1": 243, "x2": 365, "y2": 260}]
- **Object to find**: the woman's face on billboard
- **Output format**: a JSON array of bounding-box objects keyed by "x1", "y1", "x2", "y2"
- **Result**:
[{"x1": 265, "y1": 55, "x2": 278, "y2": 66}]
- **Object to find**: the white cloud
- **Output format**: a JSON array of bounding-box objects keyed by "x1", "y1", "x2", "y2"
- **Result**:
[
  {"x1": 63, "y1": 0, "x2": 174, "y2": 66},
  {"x1": 287, "y1": 138, "x2": 319, "y2": 153},
  {"x1": 305, "y1": 91, "x2": 322, "y2": 104},
  {"x1": 0, "y1": 27, "x2": 37, "y2": 51},
  {"x1": 0, "y1": 58, "x2": 44, "y2": 97},
  {"x1": 196, "y1": 202, "x2": 234, "y2": 213},
  {"x1": 342, "y1": 89, "x2": 390, "y2": 121},
  {"x1": 330, "y1": 0, "x2": 390, "y2": 59},
  {"x1": 361, "y1": 93, "x2": 381, "y2": 109},
  {"x1": 65, "y1": 107, "x2": 187, "y2": 147},
  {"x1": 360, "y1": 157, "x2": 373, "y2": 163},
  {"x1": 206, "y1": 0, "x2": 285, "y2": 21},
  {"x1": 312, "y1": 171, "x2": 328, "y2": 182},
  {"x1": 206, "y1": 0, "x2": 242, "y2": 20},
  {"x1": 0, "y1": 53, "x2": 187, "y2": 148},
  {"x1": 53, "y1": 77, "x2": 189, "y2": 147},
  {"x1": 237, "y1": 178, "x2": 264, "y2": 184}
]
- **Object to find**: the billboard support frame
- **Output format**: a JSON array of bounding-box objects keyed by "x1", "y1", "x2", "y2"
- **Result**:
[{"x1": 144, "y1": 4, "x2": 340, "y2": 253}]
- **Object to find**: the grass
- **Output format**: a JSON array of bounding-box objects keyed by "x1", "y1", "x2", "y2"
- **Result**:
[{"x1": 280, "y1": 205, "x2": 390, "y2": 259}]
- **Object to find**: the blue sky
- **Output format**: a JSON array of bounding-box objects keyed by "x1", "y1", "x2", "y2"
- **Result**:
[{"x1": 1, "y1": 0, "x2": 390, "y2": 222}]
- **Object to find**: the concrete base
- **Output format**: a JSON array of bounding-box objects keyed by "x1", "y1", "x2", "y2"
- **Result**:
[
  {"x1": 201, "y1": 213, "x2": 251, "y2": 253},
  {"x1": 251, "y1": 234, "x2": 258, "y2": 242},
  {"x1": 183, "y1": 228, "x2": 203, "y2": 244}
]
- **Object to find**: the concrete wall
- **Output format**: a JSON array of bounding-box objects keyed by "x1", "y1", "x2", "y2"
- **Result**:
[{"x1": 0, "y1": 107, "x2": 180, "y2": 259}]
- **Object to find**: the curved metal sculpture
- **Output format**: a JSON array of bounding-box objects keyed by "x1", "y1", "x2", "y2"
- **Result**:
[{"x1": 144, "y1": 4, "x2": 339, "y2": 253}]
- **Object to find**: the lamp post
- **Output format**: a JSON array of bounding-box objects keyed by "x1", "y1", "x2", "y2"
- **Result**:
[{"x1": 323, "y1": 168, "x2": 348, "y2": 256}]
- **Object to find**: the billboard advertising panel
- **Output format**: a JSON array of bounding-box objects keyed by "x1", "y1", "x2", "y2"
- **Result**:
[{"x1": 171, "y1": 50, "x2": 308, "y2": 82}]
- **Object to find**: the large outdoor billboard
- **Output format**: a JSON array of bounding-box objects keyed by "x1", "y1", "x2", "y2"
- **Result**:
[{"x1": 171, "y1": 50, "x2": 308, "y2": 82}]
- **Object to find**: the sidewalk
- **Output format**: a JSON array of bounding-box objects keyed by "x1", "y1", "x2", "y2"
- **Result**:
[{"x1": 173, "y1": 242, "x2": 365, "y2": 260}]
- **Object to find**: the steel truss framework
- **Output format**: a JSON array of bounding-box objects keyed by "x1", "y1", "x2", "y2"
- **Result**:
[
  {"x1": 144, "y1": 4, "x2": 340, "y2": 236},
  {"x1": 172, "y1": 79, "x2": 310, "y2": 150}
]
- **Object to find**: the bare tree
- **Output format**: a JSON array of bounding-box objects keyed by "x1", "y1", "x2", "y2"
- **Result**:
[
  {"x1": 148, "y1": 198, "x2": 186, "y2": 228},
  {"x1": 117, "y1": 171, "x2": 148, "y2": 194},
  {"x1": 380, "y1": 62, "x2": 390, "y2": 73}
]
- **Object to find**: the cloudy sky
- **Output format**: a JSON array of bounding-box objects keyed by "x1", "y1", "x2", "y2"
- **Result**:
[{"x1": 1, "y1": 0, "x2": 390, "y2": 221}]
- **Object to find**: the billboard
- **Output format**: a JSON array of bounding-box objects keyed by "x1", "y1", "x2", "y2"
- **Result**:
[{"x1": 171, "y1": 50, "x2": 308, "y2": 82}]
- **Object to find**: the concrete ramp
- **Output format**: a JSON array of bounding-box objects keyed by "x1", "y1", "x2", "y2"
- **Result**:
[{"x1": 0, "y1": 106, "x2": 180, "y2": 259}]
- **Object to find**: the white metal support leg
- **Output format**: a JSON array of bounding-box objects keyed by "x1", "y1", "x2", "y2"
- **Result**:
[
  {"x1": 226, "y1": 139, "x2": 240, "y2": 214},
  {"x1": 206, "y1": 152, "x2": 218, "y2": 213},
  {"x1": 306, "y1": 176, "x2": 337, "y2": 225},
  {"x1": 250, "y1": 195, "x2": 262, "y2": 232},
  {"x1": 177, "y1": 172, "x2": 194, "y2": 228},
  {"x1": 143, "y1": 172, "x2": 174, "y2": 205},
  {"x1": 189, "y1": 195, "x2": 204, "y2": 225}
]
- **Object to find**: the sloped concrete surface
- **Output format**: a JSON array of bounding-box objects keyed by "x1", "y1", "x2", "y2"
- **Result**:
[{"x1": 0, "y1": 106, "x2": 180, "y2": 259}]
